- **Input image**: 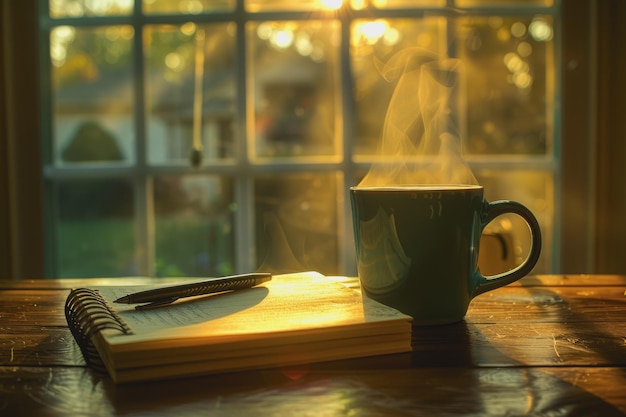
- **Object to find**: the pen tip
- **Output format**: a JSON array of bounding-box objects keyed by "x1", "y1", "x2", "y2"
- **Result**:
[{"x1": 114, "y1": 296, "x2": 129, "y2": 304}]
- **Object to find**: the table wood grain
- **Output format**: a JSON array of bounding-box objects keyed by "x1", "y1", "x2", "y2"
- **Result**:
[{"x1": 1, "y1": 275, "x2": 625, "y2": 416}]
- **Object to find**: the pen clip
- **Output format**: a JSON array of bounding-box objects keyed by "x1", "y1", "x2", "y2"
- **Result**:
[{"x1": 135, "y1": 297, "x2": 179, "y2": 310}]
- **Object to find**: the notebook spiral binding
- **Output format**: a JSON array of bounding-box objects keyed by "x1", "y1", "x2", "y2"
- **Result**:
[{"x1": 65, "y1": 288, "x2": 132, "y2": 374}]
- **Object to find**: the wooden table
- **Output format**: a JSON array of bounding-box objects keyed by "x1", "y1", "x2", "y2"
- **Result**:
[{"x1": 1, "y1": 275, "x2": 625, "y2": 416}]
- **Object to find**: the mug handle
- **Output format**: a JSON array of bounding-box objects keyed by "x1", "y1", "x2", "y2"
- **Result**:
[{"x1": 472, "y1": 200, "x2": 542, "y2": 297}]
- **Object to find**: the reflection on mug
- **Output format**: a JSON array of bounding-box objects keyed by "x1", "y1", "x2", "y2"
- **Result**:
[{"x1": 357, "y1": 207, "x2": 411, "y2": 294}]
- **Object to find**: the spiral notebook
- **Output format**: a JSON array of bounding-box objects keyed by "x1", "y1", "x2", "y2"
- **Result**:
[{"x1": 65, "y1": 271, "x2": 412, "y2": 383}]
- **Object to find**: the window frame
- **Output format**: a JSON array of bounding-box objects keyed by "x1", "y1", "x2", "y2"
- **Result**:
[
  {"x1": 40, "y1": 0, "x2": 561, "y2": 277},
  {"x1": 3, "y1": 0, "x2": 612, "y2": 278},
  {"x1": 1, "y1": 0, "x2": 44, "y2": 279}
]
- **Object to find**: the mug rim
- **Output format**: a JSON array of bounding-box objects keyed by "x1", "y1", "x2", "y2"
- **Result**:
[{"x1": 350, "y1": 184, "x2": 483, "y2": 191}]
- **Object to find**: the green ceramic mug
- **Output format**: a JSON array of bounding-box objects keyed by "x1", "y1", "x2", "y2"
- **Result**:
[{"x1": 350, "y1": 185, "x2": 542, "y2": 325}]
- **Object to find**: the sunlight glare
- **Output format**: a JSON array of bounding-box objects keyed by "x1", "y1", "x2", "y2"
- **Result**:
[
  {"x1": 295, "y1": 33, "x2": 313, "y2": 56},
  {"x1": 517, "y1": 42, "x2": 533, "y2": 58},
  {"x1": 529, "y1": 19, "x2": 553, "y2": 42},
  {"x1": 50, "y1": 26, "x2": 76, "y2": 67},
  {"x1": 504, "y1": 52, "x2": 523, "y2": 73},
  {"x1": 271, "y1": 29, "x2": 294, "y2": 49},
  {"x1": 320, "y1": 0, "x2": 343, "y2": 10},
  {"x1": 52, "y1": 26, "x2": 76, "y2": 43},
  {"x1": 165, "y1": 52, "x2": 184, "y2": 72},
  {"x1": 51, "y1": 43, "x2": 67, "y2": 67},
  {"x1": 354, "y1": 20, "x2": 389, "y2": 46},
  {"x1": 513, "y1": 72, "x2": 533, "y2": 89},
  {"x1": 510, "y1": 22, "x2": 527, "y2": 39},
  {"x1": 383, "y1": 27, "x2": 400, "y2": 46},
  {"x1": 181, "y1": 22, "x2": 197, "y2": 37},
  {"x1": 362, "y1": 21, "x2": 387, "y2": 40},
  {"x1": 257, "y1": 23, "x2": 273, "y2": 41}
]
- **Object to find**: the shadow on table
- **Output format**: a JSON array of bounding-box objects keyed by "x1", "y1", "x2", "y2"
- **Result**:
[{"x1": 409, "y1": 320, "x2": 625, "y2": 417}]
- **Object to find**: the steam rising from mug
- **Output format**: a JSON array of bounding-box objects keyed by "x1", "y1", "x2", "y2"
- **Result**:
[{"x1": 358, "y1": 48, "x2": 478, "y2": 187}]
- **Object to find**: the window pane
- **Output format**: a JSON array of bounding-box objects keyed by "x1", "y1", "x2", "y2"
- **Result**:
[
  {"x1": 41, "y1": 1, "x2": 558, "y2": 279},
  {"x1": 154, "y1": 175, "x2": 235, "y2": 277},
  {"x1": 458, "y1": 16, "x2": 554, "y2": 155},
  {"x1": 248, "y1": 21, "x2": 340, "y2": 159},
  {"x1": 255, "y1": 172, "x2": 340, "y2": 275},
  {"x1": 49, "y1": 0, "x2": 132, "y2": 18},
  {"x1": 56, "y1": 179, "x2": 136, "y2": 277},
  {"x1": 143, "y1": 0, "x2": 234, "y2": 14},
  {"x1": 51, "y1": 26, "x2": 135, "y2": 165},
  {"x1": 352, "y1": 15, "x2": 554, "y2": 158},
  {"x1": 351, "y1": 17, "x2": 445, "y2": 156},
  {"x1": 145, "y1": 23, "x2": 237, "y2": 165},
  {"x1": 476, "y1": 169, "x2": 553, "y2": 273}
]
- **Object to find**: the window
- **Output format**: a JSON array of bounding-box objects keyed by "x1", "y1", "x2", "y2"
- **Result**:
[{"x1": 39, "y1": 0, "x2": 558, "y2": 278}]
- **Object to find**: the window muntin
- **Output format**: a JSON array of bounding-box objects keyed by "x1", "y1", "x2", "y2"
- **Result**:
[{"x1": 41, "y1": 1, "x2": 558, "y2": 278}]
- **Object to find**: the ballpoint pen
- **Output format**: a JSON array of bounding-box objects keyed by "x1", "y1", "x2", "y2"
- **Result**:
[{"x1": 113, "y1": 272, "x2": 272, "y2": 309}]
